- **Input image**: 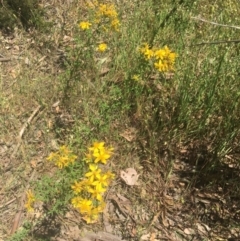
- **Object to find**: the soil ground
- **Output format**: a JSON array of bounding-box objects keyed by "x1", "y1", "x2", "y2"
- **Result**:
[{"x1": 1, "y1": 1, "x2": 240, "y2": 241}]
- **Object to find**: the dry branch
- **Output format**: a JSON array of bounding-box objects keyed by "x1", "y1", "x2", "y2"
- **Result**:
[
  {"x1": 0, "y1": 57, "x2": 12, "y2": 62},
  {"x1": 191, "y1": 16, "x2": 240, "y2": 30},
  {"x1": 192, "y1": 39, "x2": 240, "y2": 46},
  {"x1": 11, "y1": 105, "x2": 42, "y2": 158}
]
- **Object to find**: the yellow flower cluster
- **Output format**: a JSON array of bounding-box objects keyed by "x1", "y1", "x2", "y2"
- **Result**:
[
  {"x1": 95, "y1": 3, "x2": 120, "y2": 31},
  {"x1": 97, "y1": 43, "x2": 108, "y2": 52},
  {"x1": 79, "y1": 21, "x2": 92, "y2": 30},
  {"x1": 46, "y1": 145, "x2": 77, "y2": 169},
  {"x1": 25, "y1": 190, "x2": 35, "y2": 212},
  {"x1": 140, "y1": 43, "x2": 177, "y2": 72},
  {"x1": 71, "y1": 141, "x2": 115, "y2": 223},
  {"x1": 79, "y1": 1, "x2": 120, "y2": 32},
  {"x1": 86, "y1": 141, "x2": 114, "y2": 164}
]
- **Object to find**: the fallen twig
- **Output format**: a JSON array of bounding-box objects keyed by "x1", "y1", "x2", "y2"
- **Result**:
[
  {"x1": 190, "y1": 16, "x2": 240, "y2": 46},
  {"x1": 191, "y1": 39, "x2": 240, "y2": 46},
  {"x1": 191, "y1": 16, "x2": 240, "y2": 30},
  {"x1": 0, "y1": 198, "x2": 16, "y2": 209},
  {"x1": 11, "y1": 105, "x2": 42, "y2": 158},
  {"x1": 0, "y1": 57, "x2": 12, "y2": 62}
]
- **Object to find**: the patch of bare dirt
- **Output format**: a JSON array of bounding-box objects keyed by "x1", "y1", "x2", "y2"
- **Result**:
[{"x1": 0, "y1": 0, "x2": 76, "y2": 239}]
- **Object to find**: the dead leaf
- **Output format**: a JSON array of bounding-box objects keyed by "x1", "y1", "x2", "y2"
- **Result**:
[
  {"x1": 140, "y1": 233, "x2": 150, "y2": 241},
  {"x1": 56, "y1": 105, "x2": 60, "y2": 113},
  {"x1": 184, "y1": 228, "x2": 195, "y2": 235},
  {"x1": 120, "y1": 168, "x2": 139, "y2": 186},
  {"x1": 25, "y1": 57, "x2": 30, "y2": 65},
  {"x1": 164, "y1": 195, "x2": 174, "y2": 206},
  {"x1": 52, "y1": 100, "x2": 60, "y2": 108},
  {"x1": 150, "y1": 233, "x2": 156, "y2": 241},
  {"x1": 129, "y1": 225, "x2": 137, "y2": 237},
  {"x1": 196, "y1": 222, "x2": 211, "y2": 235},
  {"x1": 119, "y1": 127, "x2": 137, "y2": 142},
  {"x1": 100, "y1": 67, "x2": 110, "y2": 76},
  {"x1": 13, "y1": 45, "x2": 20, "y2": 51},
  {"x1": 30, "y1": 160, "x2": 37, "y2": 168}
]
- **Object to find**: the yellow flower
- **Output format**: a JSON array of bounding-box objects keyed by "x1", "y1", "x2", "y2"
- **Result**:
[
  {"x1": 95, "y1": 3, "x2": 120, "y2": 31},
  {"x1": 96, "y1": 201, "x2": 106, "y2": 212},
  {"x1": 98, "y1": 3, "x2": 107, "y2": 15},
  {"x1": 154, "y1": 49, "x2": 166, "y2": 60},
  {"x1": 132, "y1": 75, "x2": 140, "y2": 81},
  {"x1": 82, "y1": 207, "x2": 99, "y2": 223},
  {"x1": 25, "y1": 190, "x2": 35, "y2": 212},
  {"x1": 71, "y1": 181, "x2": 84, "y2": 194},
  {"x1": 77, "y1": 199, "x2": 93, "y2": 214},
  {"x1": 89, "y1": 142, "x2": 105, "y2": 153},
  {"x1": 84, "y1": 151, "x2": 93, "y2": 163},
  {"x1": 105, "y1": 147, "x2": 114, "y2": 157},
  {"x1": 162, "y1": 46, "x2": 172, "y2": 55},
  {"x1": 85, "y1": 164, "x2": 102, "y2": 181},
  {"x1": 105, "y1": 5, "x2": 118, "y2": 18},
  {"x1": 46, "y1": 152, "x2": 57, "y2": 161},
  {"x1": 71, "y1": 196, "x2": 82, "y2": 208},
  {"x1": 57, "y1": 155, "x2": 77, "y2": 169},
  {"x1": 154, "y1": 60, "x2": 168, "y2": 72},
  {"x1": 153, "y1": 46, "x2": 177, "y2": 72},
  {"x1": 88, "y1": 184, "x2": 106, "y2": 201},
  {"x1": 46, "y1": 146, "x2": 77, "y2": 169},
  {"x1": 111, "y1": 18, "x2": 120, "y2": 31},
  {"x1": 105, "y1": 171, "x2": 115, "y2": 184},
  {"x1": 98, "y1": 4, "x2": 117, "y2": 18},
  {"x1": 59, "y1": 145, "x2": 70, "y2": 155},
  {"x1": 140, "y1": 43, "x2": 154, "y2": 60},
  {"x1": 93, "y1": 148, "x2": 111, "y2": 164},
  {"x1": 93, "y1": 173, "x2": 109, "y2": 188},
  {"x1": 55, "y1": 156, "x2": 67, "y2": 169},
  {"x1": 26, "y1": 190, "x2": 35, "y2": 201},
  {"x1": 79, "y1": 21, "x2": 92, "y2": 30},
  {"x1": 167, "y1": 52, "x2": 177, "y2": 63},
  {"x1": 87, "y1": 142, "x2": 113, "y2": 163},
  {"x1": 97, "y1": 43, "x2": 107, "y2": 52},
  {"x1": 73, "y1": 179, "x2": 93, "y2": 192}
]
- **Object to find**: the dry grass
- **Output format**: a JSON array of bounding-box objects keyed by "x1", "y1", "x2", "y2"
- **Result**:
[
  {"x1": 0, "y1": 1, "x2": 67, "y2": 239},
  {"x1": 1, "y1": 0, "x2": 240, "y2": 241}
]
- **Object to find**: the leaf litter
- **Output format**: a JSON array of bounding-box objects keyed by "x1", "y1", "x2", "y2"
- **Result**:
[{"x1": 1, "y1": 1, "x2": 240, "y2": 241}]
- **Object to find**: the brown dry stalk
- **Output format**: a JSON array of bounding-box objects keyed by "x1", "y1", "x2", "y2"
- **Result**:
[
  {"x1": 0, "y1": 57, "x2": 12, "y2": 62},
  {"x1": 10, "y1": 105, "x2": 42, "y2": 233},
  {"x1": 0, "y1": 198, "x2": 16, "y2": 209},
  {"x1": 11, "y1": 105, "x2": 42, "y2": 158},
  {"x1": 191, "y1": 16, "x2": 240, "y2": 30}
]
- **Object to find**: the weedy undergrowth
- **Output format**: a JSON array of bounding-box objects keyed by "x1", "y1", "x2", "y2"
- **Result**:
[
  {"x1": 25, "y1": 142, "x2": 114, "y2": 224},
  {"x1": 57, "y1": 0, "x2": 240, "y2": 210}
]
